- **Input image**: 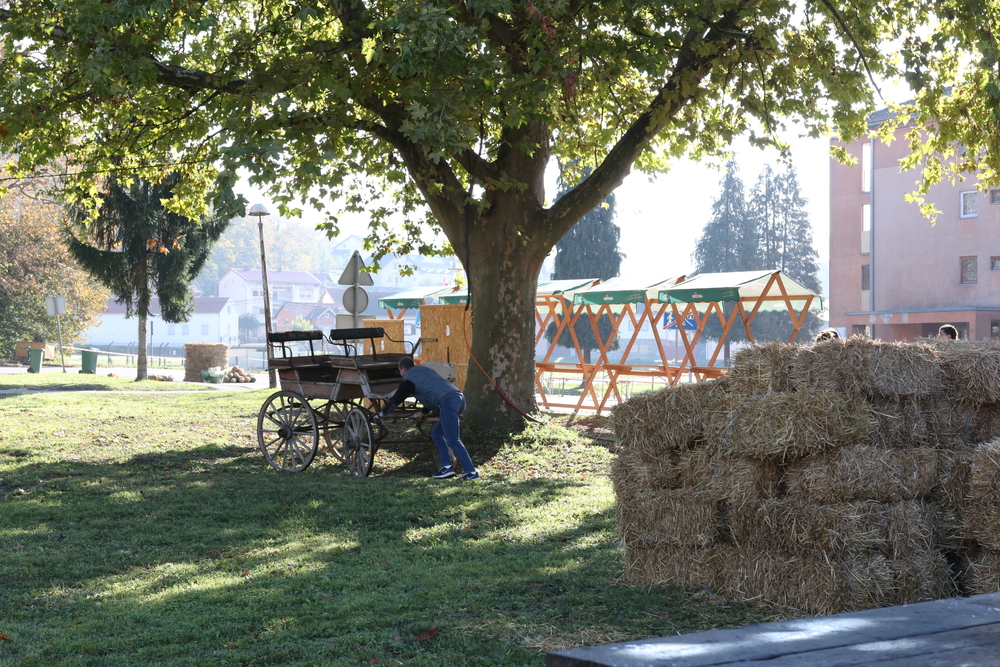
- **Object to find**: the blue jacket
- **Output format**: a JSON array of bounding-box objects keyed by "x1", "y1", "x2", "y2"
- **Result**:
[{"x1": 381, "y1": 365, "x2": 461, "y2": 415}]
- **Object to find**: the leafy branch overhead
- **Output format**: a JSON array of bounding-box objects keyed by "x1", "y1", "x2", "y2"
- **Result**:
[{"x1": 1, "y1": 0, "x2": 997, "y2": 427}]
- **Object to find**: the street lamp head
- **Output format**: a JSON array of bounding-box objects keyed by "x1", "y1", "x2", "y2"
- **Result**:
[{"x1": 248, "y1": 203, "x2": 271, "y2": 218}]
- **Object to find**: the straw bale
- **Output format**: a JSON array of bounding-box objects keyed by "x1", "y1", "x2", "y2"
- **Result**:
[
  {"x1": 932, "y1": 445, "x2": 977, "y2": 547},
  {"x1": 891, "y1": 552, "x2": 957, "y2": 604},
  {"x1": 934, "y1": 339, "x2": 1000, "y2": 404},
  {"x1": 622, "y1": 543, "x2": 720, "y2": 590},
  {"x1": 886, "y1": 500, "x2": 936, "y2": 560},
  {"x1": 705, "y1": 456, "x2": 781, "y2": 508},
  {"x1": 710, "y1": 390, "x2": 875, "y2": 461},
  {"x1": 968, "y1": 437, "x2": 1000, "y2": 504},
  {"x1": 868, "y1": 396, "x2": 957, "y2": 448},
  {"x1": 611, "y1": 380, "x2": 729, "y2": 456},
  {"x1": 945, "y1": 401, "x2": 1000, "y2": 443},
  {"x1": 729, "y1": 500, "x2": 888, "y2": 558},
  {"x1": 726, "y1": 341, "x2": 800, "y2": 396},
  {"x1": 611, "y1": 448, "x2": 682, "y2": 493},
  {"x1": 183, "y1": 342, "x2": 229, "y2": 382},
  {"x1": 966, "y1": 549, "x2": 1000, "y2": 595},
  {"x1": 714, "y1": 550, "x2": 895, "y2": 615},
  {"x1": 837, "y1": 337, "x2": 946, "y2": 398},
  {"x1": 638, "y1": 489, "x2": 719, "y2": 547},
  {"x1": 786, "y1": 446, "x2": 937, "y2": 503},
  {"x1": 790, "y1": 338, "x2": 846, "y2": 392}
]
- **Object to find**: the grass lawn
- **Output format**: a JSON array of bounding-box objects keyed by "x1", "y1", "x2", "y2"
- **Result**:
[{"x1": 0, "y1": 388, "x2": 787, "y2": 666}]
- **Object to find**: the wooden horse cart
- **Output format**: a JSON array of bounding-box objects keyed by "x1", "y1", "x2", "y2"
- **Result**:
[{"x1": 256, "y1": 327, "x2": 433, "y2": 476}]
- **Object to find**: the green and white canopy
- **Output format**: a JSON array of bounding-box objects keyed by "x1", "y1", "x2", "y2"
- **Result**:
[
  {"x1": 377, "y1": 285, "x2": 456, "y2": 310},
  {"x1": 536, "y1": 278, "x2": 600, "y2": 297},
  {"x1": 659, "y1": 270, "x2": 822, "y2": 312},
  {"x1": 437, "y1": 288, "x2": 468, "y2": 305},
  {"x1": 573, "y1": 276, "x2": 686, "y2": 306}
]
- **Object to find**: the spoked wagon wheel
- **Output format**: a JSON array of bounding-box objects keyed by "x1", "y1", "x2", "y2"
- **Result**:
[
  {"x1": 320, "y1": 401, "x2": 355, "y2": 463},
  {"x1": 257, "y1": 391, "x2": 319, "y2": 472},
  {"x1": 343, "y1": 407, "x2": 376, "y2": 477}
]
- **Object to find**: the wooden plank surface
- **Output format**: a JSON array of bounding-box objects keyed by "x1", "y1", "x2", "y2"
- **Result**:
[{"x1": 546, "y1": 594, "x2": 1000, "y2": 667}]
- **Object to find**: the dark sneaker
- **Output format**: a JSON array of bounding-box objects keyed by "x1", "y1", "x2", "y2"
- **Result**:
[
  {"x1": 460, "y1": 471, "x2": 481, "y2": 481},
  {"x1": 432, "y1": 466, "x2": 456, "y2": 479}
]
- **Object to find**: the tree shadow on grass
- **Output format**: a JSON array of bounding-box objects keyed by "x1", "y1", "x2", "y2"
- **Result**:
[{"x1": 0, "y1": 448, "x2": 776, "y2": 667}]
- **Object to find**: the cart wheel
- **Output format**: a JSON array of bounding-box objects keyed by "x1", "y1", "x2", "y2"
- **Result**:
[
  {"x1": 257, "y1": 391, "x2": 319, "y2": 472},
  {"x1": 343, "y1": 407, "x2": 375, "y2": 477},
  {"x1": 320, "y1": 401, "x2": 351, "y2": 463}
]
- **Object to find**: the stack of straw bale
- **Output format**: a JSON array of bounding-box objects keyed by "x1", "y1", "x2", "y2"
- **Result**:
[{"x1": 612, "y1": 336, "x2": 1000, "y2": 615}]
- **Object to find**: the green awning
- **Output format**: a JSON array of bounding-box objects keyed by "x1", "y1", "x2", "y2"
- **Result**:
[
  {"x1": 377, "y1": 285, "x2": 455, "y2": 310},
  {"x1": 574, "y1": 276, "x2": 685, "y2": 306},
  {"x1": 437, "y1": 288, "x2": 468, "y2": 305},
  {"x1": 536, "y1": 279, "x2": 600, "y2": 297},
  {"x1": 659, "y1": 270, "x2": 822, "y2": 312}
]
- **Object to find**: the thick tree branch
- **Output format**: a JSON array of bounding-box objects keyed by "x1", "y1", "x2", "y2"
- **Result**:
[
  {"x1": 544, "y1": 5, "x2": 755, "y2": 246},
  {"x1": 362, "y1": 119, "x2": 469, "y2": 252}
]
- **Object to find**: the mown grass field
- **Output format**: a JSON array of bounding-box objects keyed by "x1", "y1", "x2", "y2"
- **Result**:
[{"x1": 0, "y1": 386, "x2": 786, "y2": 666}]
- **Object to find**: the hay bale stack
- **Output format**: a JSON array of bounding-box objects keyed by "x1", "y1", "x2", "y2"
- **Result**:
[
  {"x1": 611, "y1": 336, "x2": 1000, "y2": 612},
  {"x1": 727, "y1": 341, "x2": 799, "y2": 395},
  {"x1": 184, "y1": 342, "x2": 229, "y2": 382}
]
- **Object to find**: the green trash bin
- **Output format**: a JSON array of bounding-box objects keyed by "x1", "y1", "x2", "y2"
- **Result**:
[
  {"x1": 27, "y1": 347, "x2": 43, "y2": 373},
  {"x1": 81, "y1": 350, "x2": 98, "y2": 374}
]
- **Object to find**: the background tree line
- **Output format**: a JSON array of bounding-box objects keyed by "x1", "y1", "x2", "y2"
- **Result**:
[{"x1": 693, "y1": 161, "x2": 822, "y2": 362}]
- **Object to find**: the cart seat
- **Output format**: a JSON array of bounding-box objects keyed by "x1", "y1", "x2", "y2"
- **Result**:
[
  {"x1": 327, "y1": 327, "x2": 385, "y2": 342},
  {"x1": 268, "y1": 330, "x2": 324, "y2": 343}
]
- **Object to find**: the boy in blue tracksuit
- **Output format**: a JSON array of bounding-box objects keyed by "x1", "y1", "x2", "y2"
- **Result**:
[{"x1": 375, "y1": 357, "x2": 479, "y2": 480}]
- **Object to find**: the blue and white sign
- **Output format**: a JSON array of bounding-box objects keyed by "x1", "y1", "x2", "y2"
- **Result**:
[{"x1": 663, "y1": 312, "x2": 698, "y2": 330}]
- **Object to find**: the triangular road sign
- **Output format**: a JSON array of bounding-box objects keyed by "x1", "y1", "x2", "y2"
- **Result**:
[{"x1": 337, "y1": 250, "x2": 375, "y2": 286}]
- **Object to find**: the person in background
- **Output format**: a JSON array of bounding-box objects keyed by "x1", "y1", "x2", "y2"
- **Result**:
[
  {"x1": 816, "y1": 328, "x2": 841, "y2": 343},
  {"x1": 375, "y1": 357, "x2": 480, "y2": 481},
  {"x1": 938, "y1": 324, "x2": 959, "y2": 340}
]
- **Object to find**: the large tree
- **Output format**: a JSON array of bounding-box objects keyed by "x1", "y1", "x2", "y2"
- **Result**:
[
  {"x1": 65, "y1": 174, "x2": 238, "y2": 380},
  {"x1": 1, "y1": 1, "x2": 997, "y2": 428},
  {"x1": 0, "y1": 178, "x2": 110, "y2": 355},
  {"x1": 546, "y1": 167, "x2": 623, "y2": 365}
]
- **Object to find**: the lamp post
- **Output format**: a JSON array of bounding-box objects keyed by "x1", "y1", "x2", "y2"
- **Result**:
[{"x1": 249, "y1": 203, "x2": 277, "y2": 388}]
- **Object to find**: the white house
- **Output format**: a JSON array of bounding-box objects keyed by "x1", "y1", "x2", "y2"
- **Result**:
[
  {"x1": 218, "y1": 268, "x2": 327, "y2": 319},
  {"x1": 81, "y1": 297, "x2": 240, "y2": 350}
]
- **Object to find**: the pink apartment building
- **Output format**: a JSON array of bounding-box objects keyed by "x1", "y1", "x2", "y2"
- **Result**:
[{"x1": 830, "y1": 112, "x2": 1000, "y2": 341}]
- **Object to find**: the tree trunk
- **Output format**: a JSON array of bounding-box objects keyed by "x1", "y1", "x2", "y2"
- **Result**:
[
  {"x1": 137, "y1": 312, "x2": 148, "y2": 381},
  {"x1": 462, "y1": 214, "x2": 548, "y2": 432}
]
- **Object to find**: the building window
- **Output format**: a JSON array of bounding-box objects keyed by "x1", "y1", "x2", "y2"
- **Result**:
[
  {"x1": 273, "y1": 289, "x2": 287, "y2": 299},
  {"x1": 861, "y1": 264, "x2": 871, "y2": 291},
  {"x1": 252, "y1": 289, "x2": 262, "y2": 297},
  {"x1": 227, "y1": 306, "x2": 232, "y2": 314},
  {"x1": 300, "y1": 289, "x2": 313, "y2": 299},
  {"x1": 992, "y1": 257, "x2": 1000, "y2": 270},
  {"x1": 961, "y1": 256, "x2": 978, "y2": 284},
  {"x1": 861, "y1": 142, "x2": 872, "y2": 193},
  {"x1": 991, "y1": 189, "x2": 1000, "y2": 204},
  {"x1": 257, "y1": 307, "x2": 265, "y2": 315},
  {"x1": 182, "y1": 324, "x2": 190, "y2": 335},
  {"x1": 961, "y1": 191, "x2": 978, "y2": 218},
  {"x1": 993, "y1": 321, "x2": 1000, "y2": 339},
  {"x1": 861, "y1": 204, "x2": 871, "y2": 254},
  {"x1": 201, "y1": 324, "x2": 209, "y2": 335},
  {"x1": 167, "y1": 324, "x2": 175, "y2": 336}
]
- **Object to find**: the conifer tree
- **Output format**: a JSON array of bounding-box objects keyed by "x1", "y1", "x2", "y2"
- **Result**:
[
  {"x1": 749, "y1": 164, "x2": 822, "y2": 342},
  {"x1": 545, "y1": 168, "x2": 624, "y2": 365},
  {"x1": 65, "y1": 174, "x2": 239, "y2": 379},
  {"x1": 692, "y1": 162, "x2": 755, "y2": 361}
]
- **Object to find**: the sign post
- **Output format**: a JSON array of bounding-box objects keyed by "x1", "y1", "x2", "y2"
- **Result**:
[
  {"x1": 337, "y1": 250, "x2": 374, "y2": 331},
  {"x1": 45, "y1": 295, "x2": 67, "y2": 373}
]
